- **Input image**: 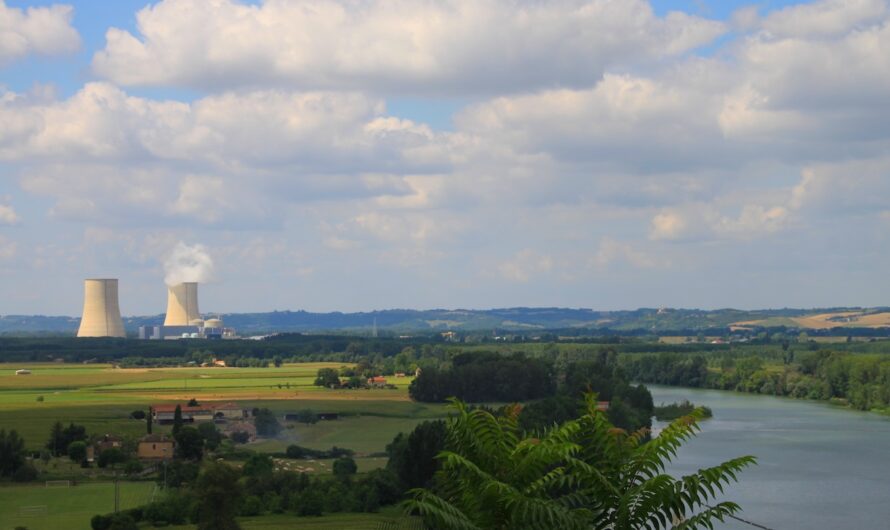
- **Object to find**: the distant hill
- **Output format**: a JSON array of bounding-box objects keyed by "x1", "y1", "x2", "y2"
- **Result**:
[{"x1": 2, "y1": 306, "x2": 889, "y2": 336}]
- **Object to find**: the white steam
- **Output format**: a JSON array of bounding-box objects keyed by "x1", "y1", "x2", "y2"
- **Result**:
[{"x1": 163, "y1": 242, "x2": 215, "y2": 286}]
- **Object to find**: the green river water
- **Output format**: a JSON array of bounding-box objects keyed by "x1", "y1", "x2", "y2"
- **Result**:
[{"x1": 649, "y1": 385, "x2": 890, "y2": 529}]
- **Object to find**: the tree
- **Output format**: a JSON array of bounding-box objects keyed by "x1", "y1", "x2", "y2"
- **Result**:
[
  {"x1": 97, "y1": 448, "x2": 127, "y2": 469},
  {"x1": 386, "y1": 420, "x2": 446, "y2": 489},
  {"x1": 195, "y1": 462, "x2": 243, "y2": 530},
  {"x1": 405, "y1": 396, "x2": 754, "y2": 530},
  {"x1": 197, "y1": 422, "x2": 222, "y2": 451},
  {"x1": 173, "y1": 405, "x2": 184, "y2": 435},
  {"x1": 188, "y1": 398, "x2": 200, "y2": 407},
  {"x1": 273, "y1": 356, "x2": 283, "y2": 368},
  {"x1": 295, "y1": 409, "x2": 318, "y2": 425},
  {"x1": 46, "y1": 421, "x2": 65, "y2": 456},
  {"x1": 333, "y1": 456, "x2": 357, "y2": 478},
  {"x1": 314, "y1": 368, "x2": 340, "y2": 387},
  {"x1": 130, "y1": 410, "x2": 145, "y2": 420},
  {"x1": 243, "y1": 454, "x2": 274, "y2": 478},
  {"x1": 68, "y1": 441, "x2": 87, "y2": 463},
  {"x1": 0, "y1": 429, "x2": 26, "y2": 477},
  {"x1": 253, "y1": 408, "x2": 281, "y2": 437},
  {"x1": 175, "y1": 427, "x2": 204, "y2": 461}
]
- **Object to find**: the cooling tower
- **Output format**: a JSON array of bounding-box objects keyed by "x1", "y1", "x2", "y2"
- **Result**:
[
  {"x1": 164, "y1": 282, "x2": 200, "y2": 326},
  {"x1": 77, "y1": 279, "x2": 126, "y2": 338}
]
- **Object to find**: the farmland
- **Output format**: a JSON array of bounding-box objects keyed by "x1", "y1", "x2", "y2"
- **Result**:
[{"x1": 0, "y1": 362, "x2": 444, "y2": 453}]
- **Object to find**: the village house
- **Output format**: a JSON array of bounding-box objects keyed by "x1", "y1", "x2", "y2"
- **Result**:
[
  {"x1": 367, "y1": 376, "x2": 387, "y2": 387},
  {"x1": 137, "y1": 434, "x2": 175, "y2": 460},
  {"x1": 151, "y1": 402, "x2": 246, "y2": 424},
  {"x1": 86, "y1": 434, "x2": 124, "y2": 463}
]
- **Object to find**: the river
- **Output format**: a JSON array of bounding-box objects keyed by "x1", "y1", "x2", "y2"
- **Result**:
[{"x1": 648, "y1": 385, "x2": 890, "y2": 529}]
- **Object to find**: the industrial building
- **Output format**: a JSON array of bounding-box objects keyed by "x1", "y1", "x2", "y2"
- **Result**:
[{"x1": 77, "y1": 279, "x2": 126, "y2": 338}]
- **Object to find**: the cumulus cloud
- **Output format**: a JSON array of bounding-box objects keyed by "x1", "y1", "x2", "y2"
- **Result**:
[
  {"x1": 499, "y1": 249, "x2": 553, "y2": 283},
  {"x1": 92, "y1": 0, "x2": 725, "y2": 94},
  {"x1": 0, "y1": 204, "x2": 19, "y2": 225},
  {"x1": 0, "y1": 0, "x2": 80, "y2": 64}
]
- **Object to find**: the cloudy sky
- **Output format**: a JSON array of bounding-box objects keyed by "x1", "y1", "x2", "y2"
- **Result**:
[{"x1": 1, "y1": 0, "x2": 889, "y2": 316}]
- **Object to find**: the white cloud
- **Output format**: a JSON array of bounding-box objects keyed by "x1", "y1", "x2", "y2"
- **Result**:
[
  {"x1": 0, "y1": 235, "x2": 15, "y2": 260},
  {"x1": 498, "y1": 249, "x2": 553, "y2": 283},
  {"x1": 0, "y1": 0, "x2": 80, "y2": 64},
  {"x1": 761, "y1": 0, "x2": 887, "y2": 38},
  {"x1": 92, "y1": 0, "x2": 724, "y2": 94},
  {"x1": 592, "y1": 238, "x2": 658, "y2": 269},
  {"x1": 0, "y1": 203, "x2": 19, "y2": 225}
]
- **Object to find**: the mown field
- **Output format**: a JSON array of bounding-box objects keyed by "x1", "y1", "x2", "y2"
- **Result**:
[
  {"x1": 0, "y1": 362, "x2": 445, "y2": 453},
  {"x1": 0, "y1": 481, "x2": 156, "y2": 530}
]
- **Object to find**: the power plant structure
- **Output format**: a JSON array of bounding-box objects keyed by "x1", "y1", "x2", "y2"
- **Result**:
[
  {"x1": 76, "y1": 278, "x2": 236, "y2": 340},
  {"x1": 77, "y1": 279, "x2": 126, "y2": 338},
  {"x1": 164, "y1": 282, "x2": 200, "y2": 326}
]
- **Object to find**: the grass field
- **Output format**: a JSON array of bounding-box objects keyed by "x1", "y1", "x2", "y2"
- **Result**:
[
  {"x1": 0, "y1": 362, "x2": 445, "y2": 452},
  {"x1": 0, "y1": 481, "x2": 156, "y2": 530},
  {"x1": 169, "y1": 510, "x2": 420, "y2": 530}
]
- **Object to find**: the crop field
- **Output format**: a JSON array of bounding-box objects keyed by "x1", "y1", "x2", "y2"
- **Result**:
[
  {"x1": 0, "y1": 362, "x2": 446, "y2": 453},
  {"x1": 168, "y1": 510, "x2": 420, "y2": 529},
  {"x1": 0, "y1": 481, "x2": 156, "y2": 530}
]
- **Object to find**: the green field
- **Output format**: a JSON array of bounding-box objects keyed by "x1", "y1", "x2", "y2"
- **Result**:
[
  {"x1": 0, "y1": 482, "x2": 156, "y2": 530},
  {"x1": 171, "y1": 511, "x2": 420, "y2": 529},
  {"x1": 0, "y1": 363, "x2": 442, "y2": 452}
]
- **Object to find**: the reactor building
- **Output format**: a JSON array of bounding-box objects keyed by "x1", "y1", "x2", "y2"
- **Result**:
[
  {"x1": 77, "y1": 279, "x2": 126, "y2": 338},
  {"x1": 138, "y1": 282, "x2": 234, "y2": 340}
]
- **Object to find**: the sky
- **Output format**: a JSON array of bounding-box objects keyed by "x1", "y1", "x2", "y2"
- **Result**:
[{"x1": 1, "y1": 0, "x2": 890, "y2": 316}]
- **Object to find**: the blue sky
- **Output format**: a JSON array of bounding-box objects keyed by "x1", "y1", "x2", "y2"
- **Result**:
[{"x1": 2, "y1": 0, "x2": 890, "y2": 316}]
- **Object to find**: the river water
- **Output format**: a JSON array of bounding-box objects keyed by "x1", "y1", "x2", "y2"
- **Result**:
[{"x1": 648, "y1": 385, "x2": 890, "y2": 529}]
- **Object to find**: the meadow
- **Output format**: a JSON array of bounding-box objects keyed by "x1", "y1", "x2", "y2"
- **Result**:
[
  {"x1": 0, "y1": 362, "x2": 444, "y2": 453},
  {"x1": 0, "y1": 481, "x2": 156, "y2": 530}
]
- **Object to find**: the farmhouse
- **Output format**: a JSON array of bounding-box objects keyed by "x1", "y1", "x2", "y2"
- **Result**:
[
  {"x1": 137, "y1": 434, "x2": 175, "y2": 460},
  {"x1": 151, "y1": 402, "x2": 246, "y2": 424},
  {"x1": 367, "y1": 376, "x2": 387, "y2": 387}
]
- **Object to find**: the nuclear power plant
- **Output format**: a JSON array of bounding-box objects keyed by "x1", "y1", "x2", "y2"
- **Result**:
[
  {"x1": 164, "y1": 282, "x2": 200, "y2": 326},
  {"x1": 76, "y1": 278, "x2": 235, "y2": 339},
  {"x1": 77, "y1": 279, "x2": 126, "y2": 338}
]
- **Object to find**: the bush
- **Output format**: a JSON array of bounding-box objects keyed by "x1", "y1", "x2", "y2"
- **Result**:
[
  {"x1": 333, "y1": 456, "x2": 357, "y2": 478},
  {"x1": 129, "y1": 410, "x2": 146, "y2": 420},
  {"x1": 231, "y1": 431, "x2": 250, "y2": 444},
  {"x1": 12, "y1": 463, "x2": 38, "y2": 482},
  {"x1": 124, "y1": 459, "x2": 144, "y2": 476},
  {"x1": 240, "y1": 495, "x2": 263, "y2": 516}
]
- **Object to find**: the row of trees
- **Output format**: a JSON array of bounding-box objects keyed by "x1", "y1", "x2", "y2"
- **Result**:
[
  {"x1": 409, "y1": 353, "x2": 554, "y2": 402},
  {"x1": 623, "y1": 350, "x2": 890, "y2": 411}
]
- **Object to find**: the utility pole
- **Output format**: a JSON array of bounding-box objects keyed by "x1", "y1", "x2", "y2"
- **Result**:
[{"x1": 114, "y1": 477, "x2": 120, "y2": 513}]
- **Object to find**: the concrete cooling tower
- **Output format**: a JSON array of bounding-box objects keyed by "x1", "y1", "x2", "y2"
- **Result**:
[
  {"x1": 164, "y1": 282, "x2": 200, "y2": 326},
  {"x1": 77, "y1": 279, "x2": 126, "y2": 338}
]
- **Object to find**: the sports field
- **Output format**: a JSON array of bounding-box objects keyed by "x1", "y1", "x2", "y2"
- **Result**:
[
  {"x1": 0, "y1": 481, "x2": 156, "y2": 530},
  {"x1": 0, "y1": 362, "x2": 445, "y2": 452}
]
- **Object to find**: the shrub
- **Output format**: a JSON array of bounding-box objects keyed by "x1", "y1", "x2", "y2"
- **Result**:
[
  {"x1": 240, "y1": 495, "x2": 263, "y2": 516},
  {"x1": 12, "y1": 463, "x2": 38, "y2": 482}
]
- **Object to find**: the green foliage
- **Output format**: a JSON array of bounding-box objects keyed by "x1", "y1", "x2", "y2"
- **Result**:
[
  {"x1": 654, "y1": 401, "x2": 713, "y2": 421},
  {"x1": 195, "y1": 462, "x2": 243, "y2": 530},
  {"x1": 0, "y1": 429, "x2": 26, "y2": 477},
  {"x1": 172, "y1": 405, "x2": 184, "y2": 436},
  {"x1": 254, "y1": 408, "x2": 281, "y2": 437},
  {"x1": 12, "y1": 462, "x2": 38, "y2": 482},
  {"x1": 314, "y1": 367, "x2": 341, "y2": 387},
  {"x1": 67, "y1": 441, "x2": 87, "y2": 463},
  {"x1": 97, "y1": 448, "x2": 127, "y2": 468},
  {"x1": 404, "y1": 396, "x2": 754, "y2": 530},
  {"x1": 295, "y1": 409, "x2": 319, "y2": 424},
  {"x1": 175, "y1": 426, "x2": 204, "y2": 461},
  {"x1": 409, "y1": 353, "x2": 554, "y2": 403},
  {"x1": 46, "y1": 421, "x2": 86, "y2": 456},
  {"x1": 333, "y1": 456, "x2": 358, "y2": 478},
  {"x1": 386, "y1": 420, "x2": 446, "y2": 489},
  {"x1": 197, "y1": 422, "x2": 223, "y2": 451},
  {"x1": 243, "y1": 454, "x2": 274, "y2": 478}
]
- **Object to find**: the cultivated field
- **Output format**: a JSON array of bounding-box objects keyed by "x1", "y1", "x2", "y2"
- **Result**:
[{"x1": 0, "y1": 362, "x2": 446, "y2": 453}]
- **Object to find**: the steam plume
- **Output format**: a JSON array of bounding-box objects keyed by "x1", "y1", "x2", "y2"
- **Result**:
[{"x1": 164, "y1": 242, "x2": 215, "y2": 286}]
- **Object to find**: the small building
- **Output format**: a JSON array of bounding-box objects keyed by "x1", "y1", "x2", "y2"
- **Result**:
[
  {"x1": 151, "y1": 402, "x2": 245, "y2": 424},
  {"x1": 367, "y1": 376, "x2": 387, "y2": 387},
  {"x1": 86, "y1": 434, "x2": 124, "y2": 462},
  {"x1": 137, "y1": 434, "x2": 175, "y2": 460},
  {"x1": 14, "y1": 369, "x2": 31, "y2": 375}
]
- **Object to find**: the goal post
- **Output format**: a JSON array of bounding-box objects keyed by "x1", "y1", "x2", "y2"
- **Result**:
[{"x1": 19, "y1": 505, "x2": 48, "y2": 516}]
